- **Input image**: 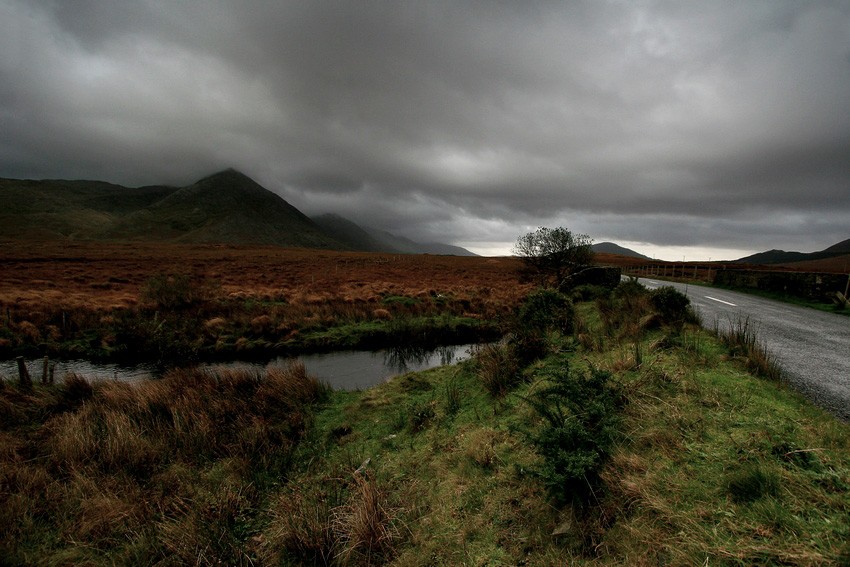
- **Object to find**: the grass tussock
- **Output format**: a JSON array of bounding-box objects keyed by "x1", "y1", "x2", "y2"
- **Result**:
[
  {"x1": 474, "y1": 343, "x2": 522, "y2": 397},
  {"x1": 718, "y1": 315, "x2": 784, "y2": 380}
]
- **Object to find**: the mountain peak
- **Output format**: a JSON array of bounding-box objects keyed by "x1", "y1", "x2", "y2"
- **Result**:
[
  {"x1": 592, "y1": 242, "x2": 650, "y2": 260},
  {"x1": 199, "y1": 168, "x2": 246, "y2": 181}
]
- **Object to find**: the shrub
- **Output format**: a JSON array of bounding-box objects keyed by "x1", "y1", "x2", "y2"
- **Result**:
[
  {"x1": 507, "y1": 288, "x2": 575, "y2": 364},
  {"x1": 507, "y1": 329, "x2": 548, "y2": 366},
  {"x1": 597, "y1": 279, "x2": 653, "y2": 337},
  {"x1": 612, "y1": 276, "x2": 648, "y2": 305},
  {"x1": 650, "y1": 286, "x2": 691, "y2": 326},
  {"x1": 522, "y1": 361, "x2": 623, "y2": 505},
  {"x1": 516, "y1": 288, "x2": 576, "y2": 335}
]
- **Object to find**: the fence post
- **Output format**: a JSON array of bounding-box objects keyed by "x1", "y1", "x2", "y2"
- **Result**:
[
  {"x1": 17, "y1": 357, "x2": 32, "y2": 389},
  {"x1": 41, "y1": 356, "x2": 49, "y2": 384}
]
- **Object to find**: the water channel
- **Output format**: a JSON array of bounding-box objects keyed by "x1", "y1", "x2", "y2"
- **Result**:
[{"x1": 0, "y1": 343, "x2": 479, "y2": 391}]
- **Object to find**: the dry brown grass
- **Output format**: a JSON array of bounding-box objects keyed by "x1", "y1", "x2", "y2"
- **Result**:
[
  {"x1": 0, "y1": 241, "x2": 529, "y2": 311},
  {"x1": 0, "y1": 363, "x2": 328, "y2": 564},
  {"x1": 0, "y1": 242, "x2": 530, "y2": 360},
  {"x1": 260, "y1": 470, "x2": 404, "y2": 567},
  {"x1": 331, "y1": 471, "x2": 403, "y2": 566},
  {"x1": 261, "y1": 479, "x2": 341, "y2": 566}
]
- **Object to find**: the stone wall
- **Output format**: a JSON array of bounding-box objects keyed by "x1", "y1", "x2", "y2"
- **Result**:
[{"x1": 713, "y1": 269, "x2": 850, "y2": 302}]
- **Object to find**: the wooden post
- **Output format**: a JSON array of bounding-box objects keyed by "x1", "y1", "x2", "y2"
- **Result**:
[
  {"x1": 49, "y1": 363, "x2": 55, "y2": 384},
  {"x1": 16, "y1": 357, "x2": 32, "y2": 389},
  {"x1": 41, "y1": 356, "x2": 49, "y2": 384}
]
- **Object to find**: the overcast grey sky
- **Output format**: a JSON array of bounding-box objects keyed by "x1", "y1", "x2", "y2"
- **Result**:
[{"x1": 2, "y1": 1, "x2": 849, "y2": 259}]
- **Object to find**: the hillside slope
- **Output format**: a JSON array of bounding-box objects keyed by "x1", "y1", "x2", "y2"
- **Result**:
[
  {"x1": 363, "y1": 227, "x2": 477, "y2": 256},
  {"x1": 0, "y1": 178, "x2": 175, "y2": 240},
  {"x1": 105, "y1": 169, "x2": 344, "y2": 249},
  {"x1": 311, "y1": 213, "x2": 393, "y2": 253}
]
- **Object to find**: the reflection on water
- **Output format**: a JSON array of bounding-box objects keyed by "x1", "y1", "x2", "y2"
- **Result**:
[
  {"x1": 0, "y1": 359, "x2": 157, "y2": 384},
  {"x1": 0, "y1": 343, "x2": 479, "y2": 391},
  {"x1": 382, "y1": 344, "x2": 465, "y2": 374},
  {"x1": 266, "y1": 343, "x2": 476, "y2": 390}
]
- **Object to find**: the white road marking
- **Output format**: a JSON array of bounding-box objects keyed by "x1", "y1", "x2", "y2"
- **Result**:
[{"x1": 705, "y1": 296, "x2": 737, "y2": 306}]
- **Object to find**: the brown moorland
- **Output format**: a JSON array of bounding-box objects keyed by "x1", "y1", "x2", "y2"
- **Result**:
[
  {"x1": 0, "y1": 241, "x2": 537, "y2": 363},
  {"x1": 0, "y1": 241, "x2": 530, "y2": 311}
]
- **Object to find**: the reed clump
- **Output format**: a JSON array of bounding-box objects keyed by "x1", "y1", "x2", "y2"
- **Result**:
[{"x1": 718, "y1": 316, "x2": 783, "y2": 381}]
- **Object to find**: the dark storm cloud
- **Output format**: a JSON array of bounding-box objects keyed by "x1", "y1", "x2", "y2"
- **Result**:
[{"x1": 1, "y1": 0, "x2": 849, "y2": 258}]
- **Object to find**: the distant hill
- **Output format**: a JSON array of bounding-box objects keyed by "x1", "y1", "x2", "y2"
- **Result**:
[
  {"x1": 821, "y1": 238, "x2": 850, "y2": 256},
  {"x1": 0, "y1": 169, "x2": 475, "y2": 254},
  {"x1": 592, "y1": 242, "x2": 650, "y2": 260},
  {"x1": 735, "y1": 238, "x2": 850, "y2": 265}
]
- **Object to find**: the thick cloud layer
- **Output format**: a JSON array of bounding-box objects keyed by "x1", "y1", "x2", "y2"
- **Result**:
[{"x1": 2, "y1": 0, "x2": 849, "y2": 258}]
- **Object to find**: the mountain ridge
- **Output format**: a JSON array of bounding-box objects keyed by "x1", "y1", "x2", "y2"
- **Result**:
[
  {"x1": 0, "y1": 170, "x2": 475, "y2": 255},
  {"x1": 734, "y1": 238, "x2": 850, "y2": 265}
]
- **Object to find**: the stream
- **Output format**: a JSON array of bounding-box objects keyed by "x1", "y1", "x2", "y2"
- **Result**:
[{"x1": 1, "y1": 343, "x2": 480, "y2": 391}]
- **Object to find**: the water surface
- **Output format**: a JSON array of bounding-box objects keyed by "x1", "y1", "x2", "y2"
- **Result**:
[{"x1": 1, "y1": 344, "x2": 477, "y2": 391}]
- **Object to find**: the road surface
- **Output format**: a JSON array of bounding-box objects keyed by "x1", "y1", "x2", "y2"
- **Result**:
[{"x1": 633, "y1": 278, "x2": 850, "y2": 421}]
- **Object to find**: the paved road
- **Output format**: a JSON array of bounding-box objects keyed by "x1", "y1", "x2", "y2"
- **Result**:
[{"x1": 634, "y1": 278, "x2": 850, "y2": 421}]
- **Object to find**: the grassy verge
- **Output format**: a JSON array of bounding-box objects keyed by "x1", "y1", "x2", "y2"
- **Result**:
[{"x1": 2, "y1": 283, "x2": 848, "y2": 565}]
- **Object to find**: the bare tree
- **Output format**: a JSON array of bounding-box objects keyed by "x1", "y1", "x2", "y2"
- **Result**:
[{"x1": 513, "y1": 227, "x2": 594, "y2": 287}]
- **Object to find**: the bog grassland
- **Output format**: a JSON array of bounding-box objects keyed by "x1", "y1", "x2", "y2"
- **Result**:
[{"x1": 1, "y1": 243, "x2": 848, "y2": 566}]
